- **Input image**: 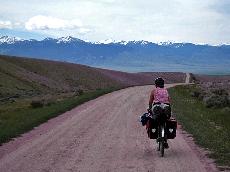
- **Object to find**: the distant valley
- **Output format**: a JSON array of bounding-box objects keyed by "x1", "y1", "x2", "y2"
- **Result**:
[{"x1": 0, "y1": 36, "x2": 230, "y2": 74}]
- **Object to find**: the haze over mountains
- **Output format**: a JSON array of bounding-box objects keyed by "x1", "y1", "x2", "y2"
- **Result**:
[{"x1": 0, "y1": 36, "x2": 230, "y2": 74}]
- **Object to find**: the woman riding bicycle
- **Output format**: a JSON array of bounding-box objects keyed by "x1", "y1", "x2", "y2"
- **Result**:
[
  {"x1": 147, "y1": 77, "x2": 171, "y2": 148},
  {"x1": 148, "y1": 77, "x2": 170, "y2": 111}
]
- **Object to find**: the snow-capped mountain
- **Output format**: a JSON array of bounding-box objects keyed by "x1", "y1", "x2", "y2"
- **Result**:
[
  {"x1": 0, "y1": 36, "x2": 23, "y2": 44},
  {"x1": 94, "y1": 39, "x2": 117, "y2": 44},
  {"x1": 57, "y1": 36, "x2": 84, "y2": 43},
  {"x1": 92, "y1": 39, "x2": 127, "y2": 45},
  {"x1": 94, "y1": 39, "x2": 150, "y2": 45},
  {"x1": 0, "y1": 35, "x2": 230, "y2": 74}
]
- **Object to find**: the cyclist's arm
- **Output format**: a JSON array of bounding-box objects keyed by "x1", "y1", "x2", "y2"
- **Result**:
[
  {"x1": 149, "y1": 90, "x2": 154, "y2": 109},
  {"x1": 168, "y1": 90, "x2": 171, "y2": 104},
  {"x1": 168, "y1": 96, "x2": 171, "y2": 103}
]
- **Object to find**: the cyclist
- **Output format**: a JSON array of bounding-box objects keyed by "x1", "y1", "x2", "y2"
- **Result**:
[{"x1": 147, "y1": 77, "x2": 171, "y2": 148}]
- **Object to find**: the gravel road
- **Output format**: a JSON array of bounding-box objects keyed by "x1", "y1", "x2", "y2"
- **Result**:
[
  {"x1": 0, "y1": 84, "x2": 218, "y2": 172},
  {"x1": 185, "y1": 73, "x2": 190, "y2": 84}
]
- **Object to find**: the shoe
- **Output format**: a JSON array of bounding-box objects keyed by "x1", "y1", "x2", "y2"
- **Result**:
[{"x1": 164, "y1": 142, "x2": 169, "y2": 149}]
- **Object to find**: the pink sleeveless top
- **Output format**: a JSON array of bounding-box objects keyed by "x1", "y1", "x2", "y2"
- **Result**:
[{"x1": 153, "y1": 88, "x2": 170, "y2": 104}]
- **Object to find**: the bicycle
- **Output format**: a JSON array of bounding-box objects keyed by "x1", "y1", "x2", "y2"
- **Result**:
[{"x1": 143, "y1": 103, "x2": 176, "y2": 157}]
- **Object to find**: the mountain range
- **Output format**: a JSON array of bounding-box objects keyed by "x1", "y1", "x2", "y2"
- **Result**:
[{"x1": 0, "y1": 36, "x2": 230, "y2": 74}]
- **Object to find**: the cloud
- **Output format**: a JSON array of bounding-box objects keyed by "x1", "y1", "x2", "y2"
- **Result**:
[
  {"x1": 78, "y1": 28, "x2": 91, "y2": 34},
  {"x1": 210, "y1": 0, "x2": 230, "y2": 16},
  {"x1": 0, "y1": 20, "x2": 13, "y2": 29},
  {"x1": 1, "y1": 0, "x2": 229, "y2": 44},
  {"x1": 25, "y1": 15, "x2": 85, "y2": 31}
]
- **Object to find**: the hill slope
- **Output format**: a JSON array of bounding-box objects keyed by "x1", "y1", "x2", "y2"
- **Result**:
[
  {"x1": 0, "y1": 55, "x2": 185, "y2": 101},
  {"x1": 0, "y1": 55, "x2": 121, "y2": 100}
]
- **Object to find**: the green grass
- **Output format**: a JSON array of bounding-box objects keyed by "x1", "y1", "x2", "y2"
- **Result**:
[
  {"x1": 0, "y1": 87, "x2": 120, "y2": 145},
  {"x1": 169, "y1": 85, "x2": 230, "y2": 167}
]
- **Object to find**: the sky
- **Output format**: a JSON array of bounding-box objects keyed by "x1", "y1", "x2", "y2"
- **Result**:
[{"x1": 0, "y1": 0, "x2": 229, "y2": 44}]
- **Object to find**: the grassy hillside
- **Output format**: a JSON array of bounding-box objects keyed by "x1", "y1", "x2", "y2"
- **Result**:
[
  {"x1": 96, "y1": 69, "x2": 186, "y2": 86},
  {"x1": 0, "y1": 55, "x2": 186, "y2": 99},
  {"x1": 0, "y1": 55, "x2": 123, "y2": 100},
  {"x1": 0, "y1": 55, "x2": 186, "y2": 101}
]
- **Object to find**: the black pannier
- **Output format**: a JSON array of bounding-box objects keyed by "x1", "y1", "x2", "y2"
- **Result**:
[
  {"x1": 166, "y1": 118, "x2": 177, "y2": 139},
  {"x1": 147, "y1": 119, "x2": 158, "y2": 139},
  {"x1": 163, "y1": 105, "x2": 171, "y2": 119}
]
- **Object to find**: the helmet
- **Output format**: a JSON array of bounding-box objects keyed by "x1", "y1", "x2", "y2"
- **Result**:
[{"x1": 155, "y1": 77, "x2": 164, "y2": 88}]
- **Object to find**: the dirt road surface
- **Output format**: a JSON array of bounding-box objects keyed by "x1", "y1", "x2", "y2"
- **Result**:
[
  {"x1": 185, "y1": 73, "x2": 190, "y2": 84},
  {"x1": 0, "y1": 84, "x2": 218, "y2": 172}
]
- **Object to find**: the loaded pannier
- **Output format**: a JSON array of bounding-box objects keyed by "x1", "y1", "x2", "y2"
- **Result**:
[
  {"x1": 166, "y1": 118, "x2": 177, "y2": 139},
  {"x1": 147, "y1": 118, "x2": 158, "y2": 139}
]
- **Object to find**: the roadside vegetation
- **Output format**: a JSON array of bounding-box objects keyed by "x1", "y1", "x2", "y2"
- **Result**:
[
  {"x1": 0, "y1": 87, "x2": 119, "y2": 145},
  {"x1": 169, "y1": 85, "x2": 230, "y2": 169}
]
